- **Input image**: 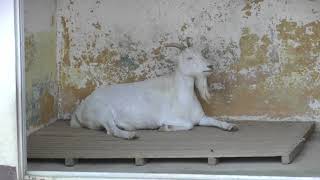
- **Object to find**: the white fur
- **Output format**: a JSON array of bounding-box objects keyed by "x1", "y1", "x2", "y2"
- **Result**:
[{"x1": 70, "y1": 48, "x2": 237, "y2": 139}]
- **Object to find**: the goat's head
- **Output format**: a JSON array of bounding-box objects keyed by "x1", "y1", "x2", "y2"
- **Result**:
[
  {"x1": 164, "y1": 43, "x2": 213, "y2": 77},
  {"x1": 164, "y1": 42, "x2": 213, "y2": 103}
]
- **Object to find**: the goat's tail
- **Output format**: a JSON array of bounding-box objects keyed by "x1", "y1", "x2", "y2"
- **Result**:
[
  {"x1": 70, "y1": 112, "x2": 81, "y2": 128},
  {"x1": 102, "y1": 107, "x2": 137, "y2": 140}
]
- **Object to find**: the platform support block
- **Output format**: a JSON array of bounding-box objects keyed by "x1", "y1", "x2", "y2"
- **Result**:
[
  {"x1": 135, "y1": 158, "x2": 147, "y2": 166},
  {"x1": 282, "y1": 138, "x2": 307, "y2": 165},
  {"x1": 208, "y1": 157, "x2": 218, "y2": 165},
  {"x1": 281, "y1": 155, "x2": 291, "y2": 164},
  {"x1": 65, "y1": 158, "x2": 78, "y2": 167}
]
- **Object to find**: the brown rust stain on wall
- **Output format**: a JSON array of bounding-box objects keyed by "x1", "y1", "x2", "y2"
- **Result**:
[
  {"x1": 271, "y1": 20, "x2": 320, "y2": 112},
  {"x1": 242, "y1": 0, "x2": 264, "y2": 17},
  {"x1": 96, "y1": 48, "x2": 118, "y2": 64},
  {"x1": 25, "y1": 34, "x2": 36, "y2": 72},
  {"x1": 62, "y1": 80, "x2": 96, "y2": 113},
  {"x1": 61, "y1": 16, "x2": 71, "y2": 66},
  {"x1": 237, "y1": 28, "x2": 270, "y2": 69},
  {"x1": 60, "y1": 43, "x2": 151, "y2": 113},
  {"x1": 202, "y1": 71, "x2": 271, "y2": 116},
  {"x1": 277, "y1": 20, "x2": 320, "y2": 75},
  {"x1": 203, "y1": 20, "x2": 320, "y2": 116},
  {"x1": 39, "y1": 90, "x2": 55, "y2": 124}
]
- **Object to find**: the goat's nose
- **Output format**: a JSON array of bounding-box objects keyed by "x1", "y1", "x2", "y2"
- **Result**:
[{"x1": 207, "y1": 65, "x2": 213, "y2": 69}]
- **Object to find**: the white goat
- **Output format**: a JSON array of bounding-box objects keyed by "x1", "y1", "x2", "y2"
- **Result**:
[{"x1": 70, "y1": 43, "x2": 238, "y2": 139}]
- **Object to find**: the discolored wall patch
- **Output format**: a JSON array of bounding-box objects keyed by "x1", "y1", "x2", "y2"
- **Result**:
[
  {"x1": 204, "y1": 18, "x2": 320, "y2": 116},
  {"x1": 39, "y1": 90, "x2": 55, "y2": 124},
  {"x1": 25, "y1": 31, "x2": 57, "y2": 133},
  {"x1": 242, "y1": 0, "x2": 264, "y2": 17},
  {"x1": 25, "y1": 0, "x2": 58, "y2": 133}
]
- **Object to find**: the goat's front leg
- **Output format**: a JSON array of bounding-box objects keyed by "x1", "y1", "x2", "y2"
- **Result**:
[{"x1": 199, "y1": 116, "x2": 238, "y2": 131}]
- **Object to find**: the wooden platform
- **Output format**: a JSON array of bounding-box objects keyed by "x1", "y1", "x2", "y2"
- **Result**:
[{"x1": 27, "y1": 120, "x2": 315, "y2": 166}]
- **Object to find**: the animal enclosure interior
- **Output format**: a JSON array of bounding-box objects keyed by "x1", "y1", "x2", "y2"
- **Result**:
[{"x1": 25, "y1": 0, "x2": 320, "y2": 176}]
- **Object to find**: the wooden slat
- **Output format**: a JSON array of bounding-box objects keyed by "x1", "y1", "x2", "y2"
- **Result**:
[{"x1": 28, "y1": 120, "x2": 315, "y2": 165}]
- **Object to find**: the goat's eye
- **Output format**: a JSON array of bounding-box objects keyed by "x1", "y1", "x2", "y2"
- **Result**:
[{"x1": 187, "y1": 57, "x2": 193, "y2": 60}]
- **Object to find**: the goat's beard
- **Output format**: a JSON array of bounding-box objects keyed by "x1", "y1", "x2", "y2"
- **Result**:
[{"x1": 195, "y1": 74, "x2": 210, "y2": 103}]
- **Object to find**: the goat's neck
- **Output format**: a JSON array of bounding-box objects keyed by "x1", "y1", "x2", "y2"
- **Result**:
[{"x1": 173, "y1": 72, "x2": 195, "y2": 99}]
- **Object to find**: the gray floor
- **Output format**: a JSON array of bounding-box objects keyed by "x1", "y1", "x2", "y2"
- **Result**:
[{"x1": 28, "y1": 133, "x2": 320, "y2": 177}]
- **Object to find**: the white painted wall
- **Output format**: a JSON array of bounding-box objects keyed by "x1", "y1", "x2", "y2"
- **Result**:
[{"x1": 0, "y1": 0, "x2": 18, "y2": 168}]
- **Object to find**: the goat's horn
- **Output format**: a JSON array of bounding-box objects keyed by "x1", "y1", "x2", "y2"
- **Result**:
[{"x1": 163, "y1": 43, "x2": 187, "y2": 51}]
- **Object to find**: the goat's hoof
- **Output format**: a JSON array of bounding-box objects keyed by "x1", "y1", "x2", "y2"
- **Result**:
[
  {"x1": 127, "y1": 136, "x2": 139, "y2": 140},
  {"x1": 158, "y1": 125, "x2": 170, "y2": 132},
  {"x1": 226, "y1": 123, "x2": 238, "y2": 131},
  {"x1": 127, "y1": 132, "x2": 138, "y2": 140}
]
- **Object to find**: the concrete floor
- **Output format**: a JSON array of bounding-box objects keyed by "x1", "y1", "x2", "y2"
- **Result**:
[{"x1": 28, "y1": 133, "x2": 320, "y2": 177}]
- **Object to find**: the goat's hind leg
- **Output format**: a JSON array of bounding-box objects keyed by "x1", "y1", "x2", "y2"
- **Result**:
[
  {"x1": 98, "y1": 109, "x2": 137, "y2": 139},
  {"x1": 199, "y1": 116, "x2": 238, "y2": 131}
]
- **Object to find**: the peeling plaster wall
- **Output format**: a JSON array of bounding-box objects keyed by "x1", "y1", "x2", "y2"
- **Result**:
[
  {"x1": 57, "y1": 0, "x2": 320, "y2": 124},
  {"x1": 25, "y1": 0, "x2": 58, "y2": 133}
]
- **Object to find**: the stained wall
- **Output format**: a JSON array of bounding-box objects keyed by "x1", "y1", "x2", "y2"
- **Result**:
[
  {"x1": 56, "y1": 0, "x2": 320, "y2": 121},
  {"x1": 25, "y1": 0, "x2": 57, "y2": 133}
]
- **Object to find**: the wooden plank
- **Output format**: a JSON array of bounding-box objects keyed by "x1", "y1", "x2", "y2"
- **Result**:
[
  {"x1": 27, "y1": 120, "x2": 315, "y2": 165},
  {"x1": 282, "y1": 122, "x2": 315, "y2": 164}
]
